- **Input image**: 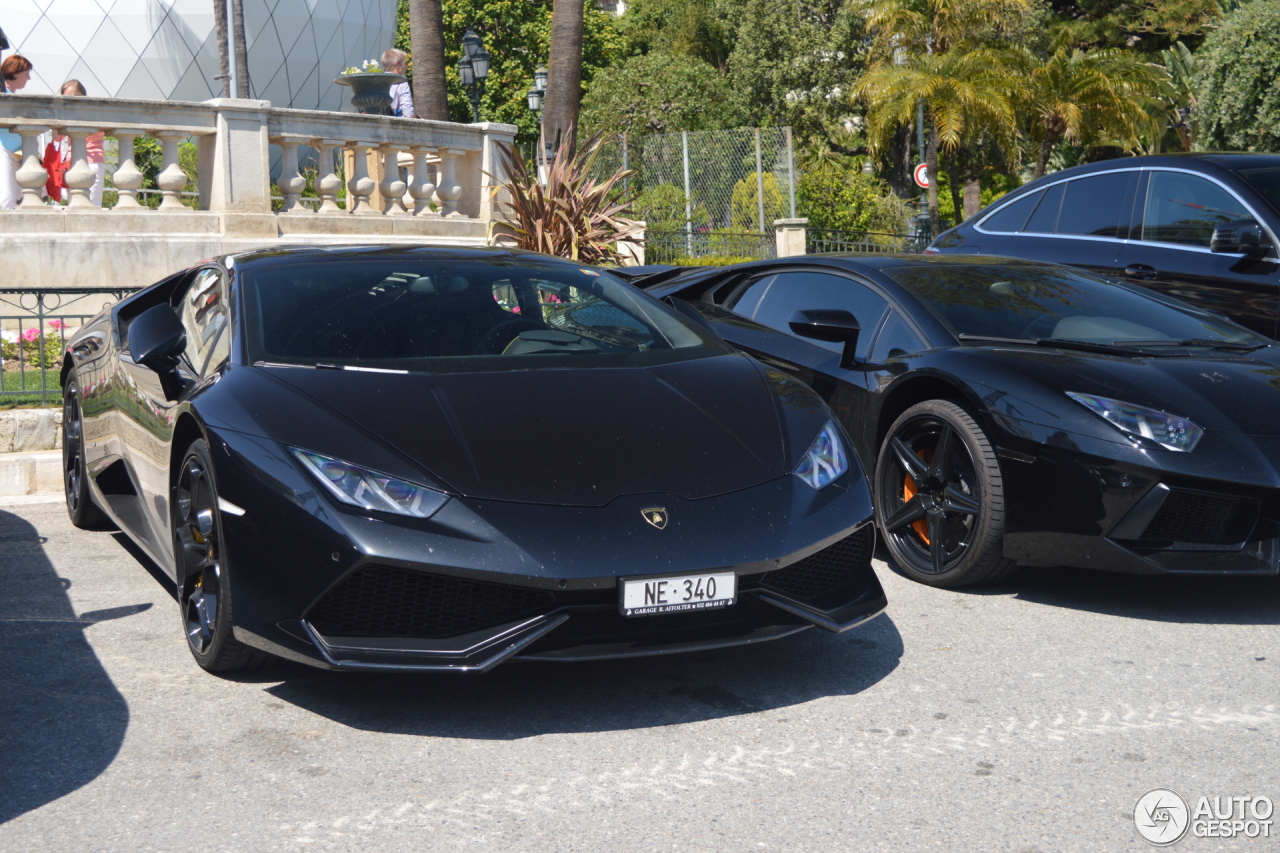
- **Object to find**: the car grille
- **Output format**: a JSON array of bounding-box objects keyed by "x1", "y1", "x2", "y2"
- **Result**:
[
  {"x1": 753, "y1": 526, "x2": 874, "y2": 601},
  {"x1": 307, "y1": 565, "x2": 556, "y2": 639},
  {"x1": 1141, "y1": 490, "x2": 1244, "y2": 544}
]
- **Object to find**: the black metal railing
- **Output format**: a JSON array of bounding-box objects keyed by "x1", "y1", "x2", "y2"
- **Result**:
[
  {"x1": 0, "y1": 287, "x2": 140, "y2": 407},
  {"x1": 645, "y1": 230, "x2": 776, "y2": 265},
  {"x1": 806, "y1": 229, "x2": 928, "y2": 255}
]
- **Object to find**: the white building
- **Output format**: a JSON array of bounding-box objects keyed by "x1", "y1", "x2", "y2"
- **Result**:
[{"x1": 0, "y1": 0, "x2": 397, "y2": 111}]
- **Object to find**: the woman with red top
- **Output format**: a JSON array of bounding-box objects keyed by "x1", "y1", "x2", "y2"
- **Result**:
[{"x1": 46, "y1": 80, "x2": 106, "y2": 206}]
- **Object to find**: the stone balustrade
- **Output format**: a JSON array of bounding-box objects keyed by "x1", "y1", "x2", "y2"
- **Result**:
[{"x1": 0, "y1": 95, "x2": 517, "y2": 288}]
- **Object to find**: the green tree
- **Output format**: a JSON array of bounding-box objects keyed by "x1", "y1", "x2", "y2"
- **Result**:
[
  {"x1": 617, "y1": 0, "x2": 734, "y2": 71},
  {"x1": 1193, "y1": 0, "x2": 1280, "y2": 153},
  {"x1": 1047, "y1": 0, "x2": 1225, "y2": 53},
  {"x1": 579, "y1": 52, "x2": 734, "y2": 136},
  {"x1": 1017, "y1": 46, "x2": 1168, "y2": 178},
  {"x1": 798, "y1": 156, "x2": 912, "y2": 233},
  {"x1": 634, "y1": 183, "x2": 709, "y2": 232},
  {"x1": 729, "y1": 172, "x2": 785, "y2": 231}
]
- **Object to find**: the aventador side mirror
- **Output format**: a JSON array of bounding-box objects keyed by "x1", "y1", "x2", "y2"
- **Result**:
[
  {"x1": 129, "y1": 303, "x2": 187, "y2": 372},
  {"x1": 1211, "y1": 219, "x2": 1272, "y2": 256},
  {"x1": 789, "y1": 309, "x2": 860, "y2": 368}
]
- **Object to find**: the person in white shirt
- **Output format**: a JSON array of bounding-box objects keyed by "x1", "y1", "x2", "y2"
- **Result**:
[{"x1": 382, "y1": 48, "x2": 415, "y2": 118}]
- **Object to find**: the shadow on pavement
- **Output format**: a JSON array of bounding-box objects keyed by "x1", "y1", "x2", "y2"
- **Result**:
[
  {"x1": 0, "y1": 509, "x2": 135, "y2": 825},
  {"x1": 884, "y1": 557, "x2": 1280, "y2": 625},
  {"x1": 263, "y1": 614, "x2": 902, "y2": 739}
]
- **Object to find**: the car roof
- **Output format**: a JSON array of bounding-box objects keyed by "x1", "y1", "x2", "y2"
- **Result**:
[{"x1": 224, "y1": 244, "x2": 600, "y2": 268}]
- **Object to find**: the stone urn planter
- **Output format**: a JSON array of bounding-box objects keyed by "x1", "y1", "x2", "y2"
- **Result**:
[{"x1": 334, "y1": 72, "x2": 407, "y2": 113}]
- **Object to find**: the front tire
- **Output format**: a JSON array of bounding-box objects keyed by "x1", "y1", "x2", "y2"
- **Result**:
[
  {"x1": 174, "y1": 439, "x2": 271, "y2": 672},
  {"x1": 875, "y1": 400, "x2": 1016, "y2": 587},
  {"x1": 62, "y1": 375, "x2": 109, "y2": 530}
]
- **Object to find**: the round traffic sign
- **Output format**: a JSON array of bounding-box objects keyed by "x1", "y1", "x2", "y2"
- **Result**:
[{"x1": 913, "y1": 163, "x2": 930, "y2": 188}]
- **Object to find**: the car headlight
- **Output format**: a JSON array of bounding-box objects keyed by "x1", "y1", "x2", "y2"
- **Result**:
[
  {"x1": 794, "y1": 420, "x2": 849, "y2": 489},
  {"x1": 1066, "y1": 392, "x2": 1203, "y2": 452},
  {"x1": 291, "y1": 448, "x2": 449, "y2": 518}
]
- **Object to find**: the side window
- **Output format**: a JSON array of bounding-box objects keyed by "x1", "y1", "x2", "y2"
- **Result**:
[
  {"x1": 869, "y1": 311, "x2": 926, "y2": 361},
  {"x1": 1142, "y1": 171, "x2": 1251, "y2": 247},
  {"x1": 979, "y1": 191, "x2": 1042, "y2": 233},
  {"x1": 725, "y1": 274, "x2": 776, "y2": 318},
  {"x1": 177, "y1": 268, "x2": 229, "y2": 375},
  {"x1": 1055, "y1": 173, "x2": 1139, "y2": 238},
  {"x1": 751, "y1": 272, "x2": 890, "y2": 358},
  {"x1": 1023, "y1": 182, "x2": 1065, "y2": 233}
]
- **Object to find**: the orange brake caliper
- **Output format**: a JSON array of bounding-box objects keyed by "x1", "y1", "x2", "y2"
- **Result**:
[{"x1": 902, "y1": 449, "x2": 933, "y2": 544}]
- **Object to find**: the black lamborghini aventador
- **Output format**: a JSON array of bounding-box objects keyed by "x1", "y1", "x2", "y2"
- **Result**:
[
  {"x1": 59, "y1": 246, "x2": 885, "y2": 672},
  {"x1": 642, "y1": 254, "x2": 1280, "y2": 587}
]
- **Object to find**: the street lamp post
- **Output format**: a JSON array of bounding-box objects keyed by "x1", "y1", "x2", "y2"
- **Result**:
[
  {"x1": 526, "y1": 65, "x2": 548, "y2": 181},
  {"x1": 457, "y1": 27, "x2": 490, "y2": 123}
]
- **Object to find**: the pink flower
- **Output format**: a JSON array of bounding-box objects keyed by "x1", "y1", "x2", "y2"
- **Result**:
[
  {"x1": 48, "y1": 319, "x2": 64, "y2": 329},
  {"x1": 21, "y1": 328, "x2": 40, "y2": 342}
]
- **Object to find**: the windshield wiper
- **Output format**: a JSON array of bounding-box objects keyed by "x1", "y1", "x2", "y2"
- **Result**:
[
  {"x1": 1109, "y1": 338, "x2": 1268, "y2": 352},
  {"x1": 957, "y1": 334, "x2": 1136, "y2": 356}
]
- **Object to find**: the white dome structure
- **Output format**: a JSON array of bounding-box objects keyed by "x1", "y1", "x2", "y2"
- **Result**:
[{"x1": 0, "y1": 0, "x2": 397, "y2": 110}]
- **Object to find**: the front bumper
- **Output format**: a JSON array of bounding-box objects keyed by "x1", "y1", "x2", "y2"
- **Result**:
[{"x1": 207, "y1": 426, "x2": 885, "y2": 671}]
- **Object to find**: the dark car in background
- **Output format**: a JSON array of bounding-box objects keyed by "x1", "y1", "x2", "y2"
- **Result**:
[
  {"x1": 59, "y1": 246, "x2": 885, "y2": 673},
  {"x1": 645, "y1": 254, "x2": 1280, "y2": 588},
  {"x1": 928, "y1": 154, "x2": 1280, "y2": 338}
]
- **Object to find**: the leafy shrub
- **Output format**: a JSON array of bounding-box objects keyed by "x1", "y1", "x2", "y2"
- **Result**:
[
  {"x1": 797, "y1": 157, "x2": 910, "y2": 233},
  {"x1": 729, "y1": 172, "x2": 786, "y2": 231},
  {"x1": 671, "y1": 255, "x2": 757, "y2": 267},
  {"x1": 634, "y1": 183, "x2": 710, "y2": 232},
  {"x1": 1194, "y1": 0, "x2": 1280, "y2": 152}
]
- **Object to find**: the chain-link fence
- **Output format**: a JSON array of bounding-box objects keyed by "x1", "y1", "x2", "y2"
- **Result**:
[{"x1": 593, "y1": 127, "x2": 798, "y2": 261}]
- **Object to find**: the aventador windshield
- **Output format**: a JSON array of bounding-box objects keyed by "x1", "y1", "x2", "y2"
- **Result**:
[
  {"x1": 886, "y1": 264, "x2": 1266, "y2": 350},
  {"x1": 241, "y1": 257, "x2": 728, "y2": 372}
]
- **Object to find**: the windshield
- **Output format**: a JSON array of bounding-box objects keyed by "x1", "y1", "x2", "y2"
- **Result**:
[
  {"x1": 885, "y1": 264, "x2": 1267, "y2": 350},
  {"x1": 241, "y1": 257, "x2": 726, "y2": 372},
  {"x1": 1236, "y1": 166, "x2": 1280, "y2": 216}
]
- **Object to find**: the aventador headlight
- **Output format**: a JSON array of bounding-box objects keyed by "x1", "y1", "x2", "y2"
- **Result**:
[
  {"x1": 291, "y1": 448, "x2": 449, "y2": 518},
  {"x1": 1066, "y1": 392, "x2": 1203, "y2": 452},
  {"x1": 794, "y1": 420, "x2": 849, "y2": 489}
]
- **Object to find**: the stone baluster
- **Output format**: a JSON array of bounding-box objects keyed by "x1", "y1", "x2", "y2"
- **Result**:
[
  {"x1": 277, "y1": 137, "x2": 306, "y2": 213},
  {"x1": 379, "y1": 144, "x2": 408, "y2": 215},
  {"x1": 408, "y1": 146, "x2": 437, "y2": 216},
  {"x1": 13, "y1": 127, "x2": 51, "y2": 209},
  {"x1": 346, "y1": 142, "x2": 377, "y2": 215},
  {"x1": 313, "y1": 139, "x2": 343, "y2": 214},
  {"x1": 62, "y1": 127, "x2": 101, "y2": 209},
  {"x1": 152, "y1": 131, "x2": 190, "y2": 211},
  {"x1": 110, "y1": 131, "x2": 145, "y2": 209},
  {"x1": 434, "y1": 149, "x2": 463, "y2": 218}
]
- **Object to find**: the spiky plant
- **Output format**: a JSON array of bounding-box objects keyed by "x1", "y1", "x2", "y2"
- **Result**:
[{"x1": 488, "y1": 133, "x2": 643, "y2": 266}]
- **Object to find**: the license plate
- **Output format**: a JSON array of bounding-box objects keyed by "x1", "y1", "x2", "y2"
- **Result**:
[{"x1": 620, "y1": 571, "x2": 736, "y2": 616}]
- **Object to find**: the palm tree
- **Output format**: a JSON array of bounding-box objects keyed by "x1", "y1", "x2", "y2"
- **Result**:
[
  {"x1": 856, "y1": 48, "x2": 1022, "y2": 232},
  {"x1": 231, "y1": 0, "x2": 249, "y2": 97},
  {"x1": 543, "y1": 0, "x2": 585, "y2": 159},
  {"x1": 1017, "y1": 47, "x2": 1169, "y2": 179},
  {"x1": 408, "y1": 0, "x2": 449, "y2": 121},
  {"x1": 858, "y1": 0, "x2": 1029, "y2": 58},
  {"x1": 213, "y1": 0, "x2": 230, "y2": 98}
]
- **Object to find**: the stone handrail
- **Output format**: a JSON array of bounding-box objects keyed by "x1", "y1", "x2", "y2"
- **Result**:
[{"x1": 0, "y1": 95, "x2": 516, "y2": 220}]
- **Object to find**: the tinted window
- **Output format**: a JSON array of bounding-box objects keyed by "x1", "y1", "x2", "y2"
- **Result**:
[
  {"x1": 241, "y1": 259, "x2": 726, "y2": 372},
  {"x1": 1023, "y1": 182, "x2": 1065, "y2": 233},
  {"x1": 980, "y1": 191, "x2": 1041, "y2": 233},
  {"x1": 884, "y1": 263, "x2": 1264, "y2": 348},
  {"x1": 751, "y1": 271, "x2": 889, "y2": 357},
  {"x1": 1237, "y1": 167, "x2": 1280, "y2": 216},
  {"x1": 1142, "y1": 171, "x2": 1251, "y2": 247},
  {"x1": 1056, "y1": 173, "x2": 1137, "y2": 237},
  {"x1": 176, "y1": 268, "x2": 229, "y2": 375},
  {"x1": 725, "y1": 274, "x2": 775, "y2": 318},
  {"x1": 869, "y1": 311, "x2": 925, "y2": 361}
]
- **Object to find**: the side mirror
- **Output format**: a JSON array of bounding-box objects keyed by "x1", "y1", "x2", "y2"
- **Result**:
[
  {"x1": 788, "y1": 309, "x2": 860, "y2": 368},
  {"x1": 1211, "y1": 219, "x2": 1272, "y2": 255},
  {"x1": 128, "y1": 303, "x2": 187, "y2": 371}
]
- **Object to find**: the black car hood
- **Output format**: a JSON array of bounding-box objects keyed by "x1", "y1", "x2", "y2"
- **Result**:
[
  {"x1": 962, "y1": 346, "x2": 1280, "y2": 436},
  {"x1": 260, "y1": 355, "x2": 791, "y2": 505}
]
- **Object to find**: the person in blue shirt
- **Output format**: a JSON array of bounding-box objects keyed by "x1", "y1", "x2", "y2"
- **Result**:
[
  {"x1": 1, "y1": 54, "x2": 33, "y2": 208},
  {"x1": 382, "y1": 48, "x2": 415, "y2": 118}
]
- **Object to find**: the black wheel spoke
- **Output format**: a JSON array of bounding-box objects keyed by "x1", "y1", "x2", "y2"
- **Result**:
[
  {"x1": 890, "y1": 437, "x2": 929, "y2": 482},
  {"x1": 930, "y1": 425, "x2": 954, "y2": 482},
  {"x1": 940, "y1": 485, "x2": 980, "y2": 516},
  {"x1": 927, "y1": 510, "x2": 947, "y2": 573},
  {"x1": 883, "y1": 495, "x2": 927, "y2": 532}
]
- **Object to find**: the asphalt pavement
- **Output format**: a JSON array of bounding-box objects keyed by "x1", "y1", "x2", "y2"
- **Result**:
[{"x1": 1, "y1": 497, "x2": 1277, "y2": 852}]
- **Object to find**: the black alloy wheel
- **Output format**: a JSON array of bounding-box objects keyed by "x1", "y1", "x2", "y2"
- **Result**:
[
  {"x1": 62, "y1": 376, "x2": 108, "y2": 529},
  {"x1": 174, "y1": 439, "x2": 269, "y2": 671},
  {"x1": 875, "y1": 400, "x2": 1016, "y2": 587}
]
